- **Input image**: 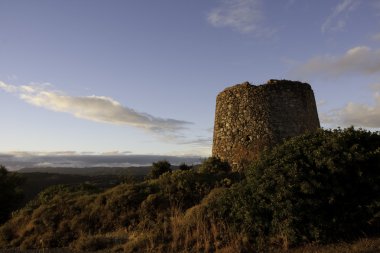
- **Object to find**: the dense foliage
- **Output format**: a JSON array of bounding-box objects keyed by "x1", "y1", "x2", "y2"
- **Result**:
[
  {"x1": 0, "y1": 161, "x2": 237, "y2": 251},
  {"x1": 147, "y1": 160, "x2": 172, "y2": 179},
  {"x1": 209, "y1": 127, "x2": 380, "y2": 249},
  {"x1": 251, "y1": 127, "x2": 380, "y2": 243},
  {"x1": 0, "y1": 128, "x2": 379, "y2": 252},
  {"x1": 0, "y1": 166, "x2": 24, "y2": 224},
  {"x1": 197, "y1": 156, "x2": 231, "y2": 174},
  {"x1": 178, "y1": 162, "x2": 192, "y2": 171}
]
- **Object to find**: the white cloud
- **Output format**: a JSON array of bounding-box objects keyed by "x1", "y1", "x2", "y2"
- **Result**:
[
  {"x1": 207, "y1": 0, "x2": 272, "y2": 35},
  {"x1": 321, "y1": 84, "x2": 380, "y2": 128},
  {"x1": 167, "y1": 148, "x2": 211, "y2": 158},
  {"x1": 7, "y1": 150, "x2": 130, "y2": 157},
  {"x1": 321, "y1": 0, "x2": 360, "y2": 33},
  {"x1": 0, "y1": 81, "x2": 191, "y2": 135},
  {"x1": 8, "y1": 151, "x2": 80, "y2": 157},
  {"x1": 177, "y1": 137, "x2": 212, "y2": 147},
  {"x1": 339, "y1": 98, "x2": 380, "y2": 128},
  {"x1": 291, "y1": 46, "x2": 380, "y2": 78},
  {"x1": 319, "y1": 112, "x2": 335, "y2": 125},
  {"x1": 100, "y1": 150, "x2": 132, "y2": 156}
]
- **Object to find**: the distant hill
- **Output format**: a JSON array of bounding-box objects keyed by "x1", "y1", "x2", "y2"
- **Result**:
[
  {"x1": 1, "y1": 154, "x2": 204, "y2": 171},
  {"x1": 18, "y1": 166, "x2": 152, "y2": 176},
  {"x1": 17, "y1": 172, "x2": 135, "y2": 209},
  {"x1": 16, "y1": 166, "x2": 179, "y2": 209}
]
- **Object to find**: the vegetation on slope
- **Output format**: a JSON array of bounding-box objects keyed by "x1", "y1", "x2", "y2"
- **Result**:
[
  {"x1": 0, "y1": 166, "x2": 24, "y2": 224},
  {"x1": 0, "y1": 127, "x2": 379, "y2": 252},
  {"x1": 18, "y1": 172, "x2": 133, "y2": 209},
  {"x1": 207, "y1": 127, "x2": 380, "y2": 250}
]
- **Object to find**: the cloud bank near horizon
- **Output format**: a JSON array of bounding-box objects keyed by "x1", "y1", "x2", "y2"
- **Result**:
[
  {"x1": 289, "y1": 45, "x2": 380, "y2": 129},
  {"x1": 291, "y1": 46, "x2": 380, "y2": 79},
  {"x1": 320, "y1": 84, "x2": 380, "y2": 129},
  {"x1": 0, "y1": 152, "x2": 204, "y2": 170},
  {"x1": 0, "y1": 81, "x2": 191, "y2": 135}
]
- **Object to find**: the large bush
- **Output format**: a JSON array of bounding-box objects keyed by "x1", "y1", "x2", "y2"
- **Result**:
[
  {"x1": 197, "y1": 157, "x2": 231, "y2": 174},
  {"x1": 208, "y1": 128, "x2": 380, "y2": 249},
  {"x1": 153, "y1": 170, "x2": 218, "y2": 209},
  {"x1": 148, "y1": 160, "x2": 172, "y2": 179},
  {"x1": 252, "y1": 128, "x2": 379, "y2": 242}
]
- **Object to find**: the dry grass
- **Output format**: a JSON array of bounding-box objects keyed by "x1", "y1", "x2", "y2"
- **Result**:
[
  {"x1": 68, "y1": 229, "x2": 128, "y2": 252},
  {"x1": 278, "y1": 237, "x2": 380, "y2": 253},
  {"x1": 0, "y1": 249, "x2": 71, "y2": 253},
  {"x1": 168, "y1": 204, "x2": 247, "y2": 253}
]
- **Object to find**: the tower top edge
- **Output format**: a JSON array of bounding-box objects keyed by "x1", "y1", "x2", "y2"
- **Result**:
[{"x1": 220, "y1": 79, "x2": 311, "y2": 93}]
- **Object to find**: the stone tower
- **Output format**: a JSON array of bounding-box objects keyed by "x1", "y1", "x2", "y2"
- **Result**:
[{"x1": 212, "y1": 79, "x2": 320, "y2": 170}]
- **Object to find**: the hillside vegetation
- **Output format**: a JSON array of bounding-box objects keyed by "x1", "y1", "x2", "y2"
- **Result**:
[
  {"x1": 0, "y1": 127, "x2": 379, "y2": 252},
  {"x1": 18, "y1": 172, "x2": 132, "y2": 210}
]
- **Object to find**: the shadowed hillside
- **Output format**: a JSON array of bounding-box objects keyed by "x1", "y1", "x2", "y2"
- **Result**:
[
  {"x1": 0, "y1": 128, "x2": 379, "y2": 252},
  {"x1": 17, "y1": 172, "x2": 136, "y2": 209}
]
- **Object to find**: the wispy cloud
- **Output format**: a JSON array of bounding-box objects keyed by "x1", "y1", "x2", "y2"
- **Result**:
[
  {"x1": 291, "y1": 46, "x2": 380, "y2": 79},
  {"x1": 177, "y1": 137, "x2": 212, "y2": 147},
  {"x1": 321, "y1": 0, "x2": 360, "y2": 33},
  {"x1": 207, "y1": 0, "x2": 272, "y2": 36},
  {"x1": 0, "y1": 81, "x2": 191, "y2": 135},
  {"x1": 100, "y1": 151, "x2": 132, "y2": 156},
  {"x1": 321, "y1": 84, "x2": 380, "y2": 128},
  {"x1": 10, "y1": 151, "x2": 81, "y2": 157}
]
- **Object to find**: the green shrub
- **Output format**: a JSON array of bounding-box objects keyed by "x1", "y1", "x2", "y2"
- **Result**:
[
  {"x1": 148, "y1": 160, "x2": 172, "y2": 179},
  {"x1": 250, "y1": 128, "x2": 380, "y2": 244},
  {"x1": 178, "y1": 163, "x2": 192, "y2": 171},
  {"x1": 153, "y1": 170, "x2": 218, "y2": 209},
  {"x1": 0, "y1": 181, "x2": 153, "y2": 249},
  {"x1": 209, "y1": 128, "x2": 380, "y2": 250},
  {"x1": 197, "y1": 157, "x2": 231, "y2": 174}
]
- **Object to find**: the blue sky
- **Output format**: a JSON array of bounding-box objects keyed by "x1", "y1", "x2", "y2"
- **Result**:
[{"x1": 0, "y1": 0, "x2": 380, "y2": 163}]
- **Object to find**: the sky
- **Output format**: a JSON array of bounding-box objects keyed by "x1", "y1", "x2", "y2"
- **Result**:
[{"x1": 0, "y1": 0, "x2": 380, "y2": 168}]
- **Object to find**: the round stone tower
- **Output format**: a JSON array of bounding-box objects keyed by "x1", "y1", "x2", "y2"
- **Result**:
[{"x1": 212, "y1": 79, "x2": 320, "y2": 170}]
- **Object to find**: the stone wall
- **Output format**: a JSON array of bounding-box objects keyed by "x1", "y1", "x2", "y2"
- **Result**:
[{"x1": 212, "y1": 79, "x2": 320, "y2": 170}]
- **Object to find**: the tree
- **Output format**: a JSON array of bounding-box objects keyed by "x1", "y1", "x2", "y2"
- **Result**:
[
  {"x1": 198, "y1": 157, "x2": 231, "y2": 174},
  {"x1": 0, "y1": 165, "x2": 24, "y2": 223},
  {"x1": 178, "y1": 163, "x2": 192, "y2": 171},
  {"x1": 148, "y1": 160, "x2": 172, "y2": 179}
]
